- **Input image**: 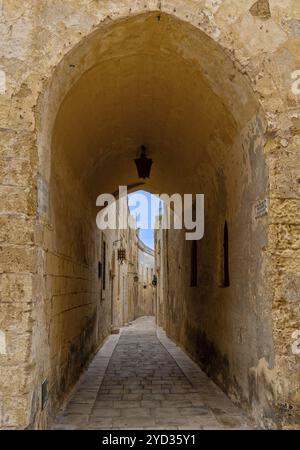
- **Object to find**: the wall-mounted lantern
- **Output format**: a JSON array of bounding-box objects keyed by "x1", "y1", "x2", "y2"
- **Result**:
[
  {"x1": 128, "y1": 271, "x2": 139, "y2": 282},
  {"x1": 152, "y1": 274, "x2": 157, "y2": 287},
  {"x1": 117, "y1": 247, "x2": 126, "y2": 264},
  {"x1": 134, "y1": 145, "x2": 152, "y2": 179}
]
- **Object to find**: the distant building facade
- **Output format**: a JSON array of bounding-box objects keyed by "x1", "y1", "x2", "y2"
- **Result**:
[{"x1": 136, "y1": 234, "x2": 155, "y2": 319}]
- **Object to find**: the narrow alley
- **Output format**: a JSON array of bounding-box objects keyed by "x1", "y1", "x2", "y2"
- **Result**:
[{"x1": 52, "y1": 317, "x2": 254, "y2": 430}]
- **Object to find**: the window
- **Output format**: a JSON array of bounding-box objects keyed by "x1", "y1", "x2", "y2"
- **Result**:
[
  {"x1": 102, "y1": 240, "x2": 106, "y2": 290},
  {"x1": 223, "y1": 221, "x2": 230, "y2": 287},
  {"x1": 191, "y1": 240, "x2": 197, "y2": 287}
]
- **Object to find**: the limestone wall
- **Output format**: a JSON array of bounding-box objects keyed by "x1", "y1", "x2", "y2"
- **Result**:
[
  {"x1": 127, "y1": 225, "x2": 139, "y2": 324},
  {"x1": 137, "y1": 238, "x2": 155, "y2": 318},
  {"x1": 160, "y1": 111, "x2": 274, "y2": 426}
]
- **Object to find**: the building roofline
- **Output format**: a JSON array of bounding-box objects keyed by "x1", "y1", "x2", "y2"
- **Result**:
[{"x1": 137, "y1": 234, "x2": 154, "y2": 256}]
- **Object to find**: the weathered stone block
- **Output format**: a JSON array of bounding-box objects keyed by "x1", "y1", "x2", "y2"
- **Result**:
[
  {"x1": 2, "y1": 395, "x2": 31, "y2": 428},
  {"x1": 0, "y1": 186, "x2": 35, "y2": 216},
  {"x1": 269, "y1": 224, "x2": 300, "y2": 259},
  {"x1": 0, "y1": 217, "x2": 34, "y2": 245},
  {"x1": 0, "y1": 273, "x2": 34, "y2": 303},
  {"x1": 0, "y1": 158, "x2": 32, "y2": 187},
  {"x1": 269, "y1": 199, "x2": 300, "y2": 224},
  {"x1": 0, "y1": 303, "x2": 32, "y2": 333},
  {"x1": 0, "y1": 245, "x2": 37, "y2": 274},
  {"x1": 0, "y1": 365, "x2": 31, "y2": 395},
  {"x1": 0, "y1": 130, "x2": 34, "y2": 159},
  {"x1": 0, "y1": 331, "x2": 32, "y2": 365}
]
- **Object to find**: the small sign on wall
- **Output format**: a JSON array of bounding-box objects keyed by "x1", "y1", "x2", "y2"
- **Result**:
[
  {"x1": 255, "y1": 199, "x2": 268, "y2": 219},
  {"x1": 0, "y1": 330, "x2": 7, "y2": 355},
  {"x1": 37, "y1": 174, "x2": 49, "y2": 217},
  {"x1": 0, "y1": 70, "x2": 6, "y2": 94}
]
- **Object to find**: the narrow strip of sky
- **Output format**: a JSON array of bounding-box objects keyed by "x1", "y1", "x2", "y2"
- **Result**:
[{"x1": 128, "y1": 190, "x2": 161, "y2": 249}]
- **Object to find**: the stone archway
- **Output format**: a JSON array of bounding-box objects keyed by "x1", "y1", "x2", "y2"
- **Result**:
[{"x1": 0, "y1": 1, "x2": 299, "y2": 430}]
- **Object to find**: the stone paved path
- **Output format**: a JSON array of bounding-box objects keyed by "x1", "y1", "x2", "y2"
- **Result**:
[{"x1": 52, "y1": 317, "x2": 255, "y2": 429}]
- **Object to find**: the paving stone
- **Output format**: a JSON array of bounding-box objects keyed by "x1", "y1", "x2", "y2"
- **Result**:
[
  {"x1": 51, "y1": 317, "x2": 254, "y2": 430},
  {"x1": 65, "y1": 403, "x2": 93, "y2": 414},
  {"x1": 71, "y1": 394, "x2": 96, "y2": 404},
  {"x1": 142, "y1": 393, "x2": 165, "y2": 401},
  {"x1": 121, "y1": 408, "x2": 151, "y2": 417},
  {"x1": 56, "y1": 414, "x2": 89, "y2": 425},
  {"x1": 161, "y1": 400, "x2": 192, "y2": 407},
  {"x1": 150, "y1": 407, "x2": 180, "y2": 418},
  {"x1": 91, "y1": 408, "x2": 121, "y2": 417},
  {"x1": 140, "y1": 400, "x2": 161, "y2": 408},
  {"x1": 96, "y1": 394, "x2": 123, "y2": 400},
  {"x1": 179, "y1": 406, "x2": 210, "y2": 416},
  {"x1": 92, "y1": 400, "x2": 114, "y2": 408},
  {"x1": 112, "y1": 417, "x2": 156, "y2": 428},
  {"x1": 122, "y1": 393, "x2": 142, "y2": 401},
  {"x1": 52, "y1": 424, "x2": 78, "y2": 430},
  {"x1": 85, "y1": 417, "x2": 113, "y2": 427},
  {"x1": 113, "y1": 401, "x2": 141, "y2": 408}
]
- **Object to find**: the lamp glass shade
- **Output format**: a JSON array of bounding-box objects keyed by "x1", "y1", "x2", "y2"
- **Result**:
[{"x1": 134, "y1": 146, "x2": 152, "y2": 179}]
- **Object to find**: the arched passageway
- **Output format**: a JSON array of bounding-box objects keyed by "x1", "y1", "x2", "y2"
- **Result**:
[{"x1": 39, "y1": 11, "x2": 271, "y2": 428}]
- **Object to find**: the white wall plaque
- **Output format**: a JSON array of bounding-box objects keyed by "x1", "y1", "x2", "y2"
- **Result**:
[
  {"x1": 255, "y1": 199, "x2": 268, "y2": 218},
  {"x1": 0, "y1": 70, "x2": 6, "y2": 94},
  {"x1": 0, "y1": 330, "x2": 7, "y2": 355}
]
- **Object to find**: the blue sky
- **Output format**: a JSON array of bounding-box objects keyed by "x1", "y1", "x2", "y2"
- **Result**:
[{"x1": 128, "y1": 190, "x2": 161, "y2": 249}]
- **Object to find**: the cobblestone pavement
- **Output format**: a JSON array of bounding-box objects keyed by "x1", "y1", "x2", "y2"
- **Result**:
[{"x1": 52, "y1": 317, "x2": 255, "y2": 430}]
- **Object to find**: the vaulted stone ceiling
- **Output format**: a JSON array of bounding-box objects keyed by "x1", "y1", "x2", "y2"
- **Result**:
[{"x1": 51, "y1": 12, "x2": 259, "y2": 200}]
